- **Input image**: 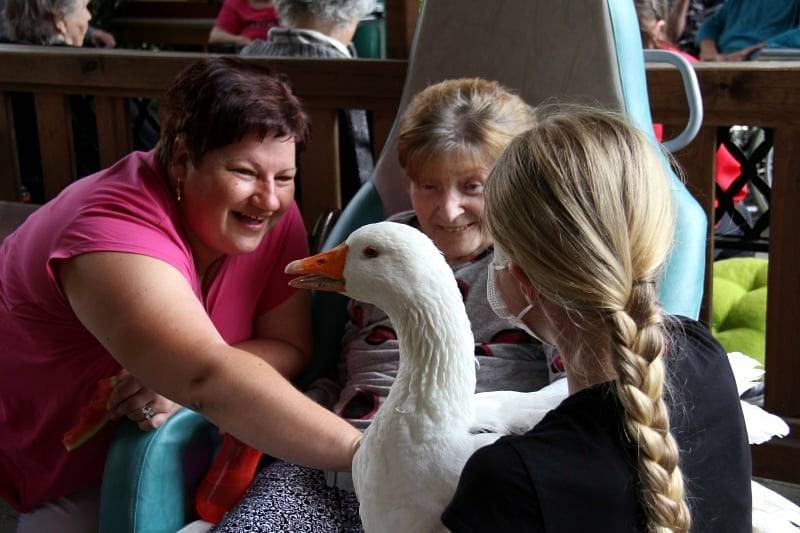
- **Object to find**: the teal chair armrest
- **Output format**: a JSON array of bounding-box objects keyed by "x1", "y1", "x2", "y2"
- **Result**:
[
  {"x1": 660, "y1": 180, "x2": 707, "y2": 319},
  {"x1": 99, "y1": 408, "x2": 220, "y2": 533}
]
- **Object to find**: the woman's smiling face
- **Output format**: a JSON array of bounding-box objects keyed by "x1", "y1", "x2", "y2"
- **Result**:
[
  {"x1": 408, "y1": 151, "x2": 491, "y2": 265},
  {"x1": 175, "y1": 133, "x2": 296, "y2": 272}
]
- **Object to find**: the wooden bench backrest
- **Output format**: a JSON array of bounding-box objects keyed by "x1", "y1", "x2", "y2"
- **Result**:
[
  {"x1": 0, "y1": 201, "x2": 38, "y2": 242},
  {"x1": 0, "y1": 45, "x2": 406, "y2": 229}
]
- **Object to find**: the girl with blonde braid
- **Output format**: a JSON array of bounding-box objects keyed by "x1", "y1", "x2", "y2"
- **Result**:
[{"x1": 442, "y1": 106, "x2": 751, "y2": 532}]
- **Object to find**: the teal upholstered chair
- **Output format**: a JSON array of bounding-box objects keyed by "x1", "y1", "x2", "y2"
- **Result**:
[{"x1": 99, "y1": 1, "x2": 707, "y2": 530}]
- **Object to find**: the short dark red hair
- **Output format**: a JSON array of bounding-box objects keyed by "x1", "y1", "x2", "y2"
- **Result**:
[{"x1": 156, "y1": 57, "x2": 310, "y2": 169}]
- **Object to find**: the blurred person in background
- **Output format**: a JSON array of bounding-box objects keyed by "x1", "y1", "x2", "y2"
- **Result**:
[
  {"x1": 695, "y1": 0, "x2": 800, "y2": 61},
  {"x1": 209, "y1": 0, "x2": 279, "y2": 48},
  {"x1": 242, "y1": 0, "x2": 377, "y2": 204}
]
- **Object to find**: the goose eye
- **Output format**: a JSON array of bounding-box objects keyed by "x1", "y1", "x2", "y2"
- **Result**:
[{"x1": 363, "y1": 246, "x2": 379, "y2": 259}]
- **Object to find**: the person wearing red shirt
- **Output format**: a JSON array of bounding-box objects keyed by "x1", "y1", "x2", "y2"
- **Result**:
[{"x1": 209, "y1": 0, "x2": 280, "y2": 47}]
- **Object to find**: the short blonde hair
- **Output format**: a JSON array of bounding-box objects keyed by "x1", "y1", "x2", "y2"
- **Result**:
[
  {"x1": 396, "y1": 78, "x2": 534, "y2": 179},
  {"x1": 485, "y1": 105, "x2": 690, "y2": 532}
]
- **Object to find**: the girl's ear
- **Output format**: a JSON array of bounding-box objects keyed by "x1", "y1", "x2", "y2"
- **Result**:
[{"x1": 508, "y1": 262, "x2": 538, "y2": 303}]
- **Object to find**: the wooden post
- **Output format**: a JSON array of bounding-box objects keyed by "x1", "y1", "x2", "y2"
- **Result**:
[
  {"x1": 385, "y1": 0, "x2": 418, "y2": 59},
  {"x1": 34, "y1": 93, "x2": 76, "y2": 200},
  {"x1": 299, "y1": 109, "x2": 340, "y2": 230},
  {"x1": 748, "y1": 126, "x2": 800, "y2": 484},
  {"x1": 0, "y1": 92, "x2": 21, "y2": 201},
  {"x1": 371, "y1": 109, "x2": 396, "y2": 162},
  {"x1": 764, "y1": 127, "x2": 800, "y2": 417},
  {"x1": 95, "y1": 96, "x2": 133, "y2": 169}
]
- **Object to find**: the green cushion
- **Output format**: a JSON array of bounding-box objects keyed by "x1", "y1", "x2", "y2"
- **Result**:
[{"x1": 711, "y1": 258, "x2": 768, "y2": 365}]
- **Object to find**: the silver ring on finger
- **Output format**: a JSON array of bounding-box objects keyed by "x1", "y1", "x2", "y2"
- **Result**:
[{"x1": 141, "y1": 403, "x2": 154, "y2": 421}]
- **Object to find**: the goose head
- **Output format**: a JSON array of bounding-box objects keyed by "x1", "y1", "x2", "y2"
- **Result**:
[{"x1": 285, "y1": 222, "x2": 460, "y2": 317}]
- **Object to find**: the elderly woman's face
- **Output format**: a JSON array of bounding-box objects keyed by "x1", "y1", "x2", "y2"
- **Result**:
[
  {"x1": 408, "y1": 152, "x2": 491, "y2": 265},
  {"x1": 56, "y1": 0, "x2": 92, "y2": 46},
  {"x1": 175, "y1": 133, "x2": 297, "y2": 268}
]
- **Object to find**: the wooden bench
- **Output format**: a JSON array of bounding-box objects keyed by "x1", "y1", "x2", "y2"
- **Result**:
[
  {"x1": 106, "y1": 0, "x2": 418, "y2": 57},
  {"x1": 0, "y1": 44, "x2": 798, "y2": 483}
]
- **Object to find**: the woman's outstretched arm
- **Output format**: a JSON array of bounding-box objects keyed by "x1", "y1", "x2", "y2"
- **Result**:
[{"x1": 59, "y1": 251, "x2": 361, "y2": 471}]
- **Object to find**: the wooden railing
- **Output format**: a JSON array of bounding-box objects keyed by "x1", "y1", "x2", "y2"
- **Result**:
[
  {"x1": 0, "y1": 45, "x2": 797, "y2": 482},
  {"x1": 0, "y1": 45, "x2": 406, "y2": 229},
  {"x1": 649, "y1": 62, "x2": 800, "y2": 484}
]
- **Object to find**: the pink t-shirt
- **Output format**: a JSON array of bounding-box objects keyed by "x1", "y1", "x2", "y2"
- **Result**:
[
  {"x1": 0, "y1": 150, "x2": 308, "y2": 512},
  {"x1": 215, "y1": 0, "x2": 280, "y2": 41}
]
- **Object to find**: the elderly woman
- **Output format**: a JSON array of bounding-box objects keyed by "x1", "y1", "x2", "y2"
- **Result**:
[
  {"x1": 0, "y1": 58, "x2": 361, "y2": 533},
  {"x1": 242, "y1": 0, "x2": 376, "y2": 203},
  {"x1": 4, "y1": 0, "x2": 119, "y2": 202},
  {"x1": 205, "y1": 78, "x2": 554, "y2": 533},
  {"x1": 4, "y1": 0, "x2": 90, "y2": 45},
  {"x1": 1, "y1": 0, "x2": 114, "y2": 45}
]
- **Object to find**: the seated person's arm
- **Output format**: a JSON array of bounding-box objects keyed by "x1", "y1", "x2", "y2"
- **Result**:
[
  {"x1": 698, "y1": 38, "x2": 721, "y2": 61},
  {"x1": 209, "y1": 25, "x2": 252, "y2": 46},
  {"x1": 766, "y1": 27, "x2": 800, "y2": 49},
  {"x1": 59, "y1": 251, "x2": 360, "y2": 471},
  {"x1": 83, "y1": 26, "x2": 116, "y2": 48},
  {"x1": 209, "y1": 2, "x2": 250, "y2": 47},
  {"x1": 719, "y1": 42, "x2": 766, "y2": 61},
  {"x1": 696, "y1": 4, "x2": 727, "y2": 60}
]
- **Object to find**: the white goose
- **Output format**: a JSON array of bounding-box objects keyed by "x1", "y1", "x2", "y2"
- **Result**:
[
  {"x1": 285, "y1": 221, "x2": 798, "y2": 533},
  {"x1": 286, "y1": 221, "x2": 544, "y2": 532}
]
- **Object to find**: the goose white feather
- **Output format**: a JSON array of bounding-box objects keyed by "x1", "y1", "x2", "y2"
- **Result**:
[
  {"x1": 336, "y1": 223, "x2": 504, "y2": 532},
  {"x1": 287, "y1": 222, "x2": 549, "y2": 532}
]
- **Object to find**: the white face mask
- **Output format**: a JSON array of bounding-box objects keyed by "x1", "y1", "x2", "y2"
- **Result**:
[{"x1": 486, "y1": 250, "x2": 543, "y2": 343}]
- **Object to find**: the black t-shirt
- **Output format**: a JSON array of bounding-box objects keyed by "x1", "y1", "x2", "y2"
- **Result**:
[{"x1": 442, "y1": 316, "x2": 752, "y2": 532}]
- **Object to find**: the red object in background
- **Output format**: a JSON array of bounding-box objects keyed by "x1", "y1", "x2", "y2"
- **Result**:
[
  {"x1": 653, "y1": 123, "x2": 747, "y2": 206},
  {"x1": 195, "y1": 433, "x2": 263, "y2": 523},
  {"x1": 62, "y1": 376, "x2": 118, "y2": 452},
  {"x1": 654, "y1": 43, "x2": 747, "y2": 206}
]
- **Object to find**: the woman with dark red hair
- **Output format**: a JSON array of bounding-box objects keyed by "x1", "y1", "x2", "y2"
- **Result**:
[{"x1": 0, "y1": 57, "x2": 361, "y2": 532}]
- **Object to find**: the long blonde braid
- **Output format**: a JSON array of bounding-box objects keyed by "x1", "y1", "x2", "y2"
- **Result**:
[{"x1": 484, "y1": 105, "x2": 691, "y2": 532}]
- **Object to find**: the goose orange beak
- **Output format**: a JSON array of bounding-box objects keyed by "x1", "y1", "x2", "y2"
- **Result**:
[{"x1": 285, "y1": 243, "x2": 348, "y2": 292}]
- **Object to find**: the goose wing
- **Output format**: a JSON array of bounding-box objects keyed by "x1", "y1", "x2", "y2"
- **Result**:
[
  {"x1": 728, "y1": 351, "x2": 765, "y2": 396},
  {"x1": 751, "y1": 480, "x2": 800, "y2": 532},
  {"x1": 470, "y1": 378, "x2": 568, "y2": 435}
]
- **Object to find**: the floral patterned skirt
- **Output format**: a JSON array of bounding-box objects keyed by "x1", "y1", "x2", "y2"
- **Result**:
[{"x1": 212, "y1": 460, "x2": 363, "y2": 533}]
